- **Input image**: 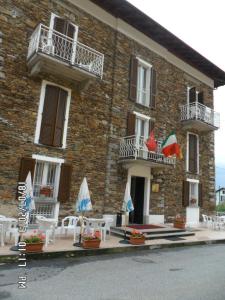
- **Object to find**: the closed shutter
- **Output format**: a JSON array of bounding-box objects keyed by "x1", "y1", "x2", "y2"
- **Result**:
[
  {"x1": 53, "y1": 89, "x2": 67, "y2": 147},
  {"x1": 58, "y1": 163, "x2": 72, "y2": 203},
  {"x1": 39, "y1": 85, "x2": 68, "y2": 147},
  {"x1": 39, "y1": 85, "x2": 59, "y2": 146},
  {"x1": 127, "y1": 112, "x2": 136, "y2": 136},
  {"x1": 198, "y1": 183, "x2": 203, "y2": 207},
  {"x1": 189, "y1": 134, "x2": 198, "y2": 173},
  {"x1": 182, "y1": 180, "x2": 189, "y2": 207},
  {"x1": 197, "y1": 92, "x2": 204, "y2": 104},
  {"x1": 53, "y1": 17, "x2": 67, "y2": 34},
  {"x1": 150, "y1": 68, "x2": 157, "y2": 108},
  {"x1": 149, "y1": 119, "x2": 155, "y2": 135},
  {"x1": 129, "y1": 56, "x2": 138, "y2": 101},
  {"x1": 17, "y1": 157, "x2": 35, "y2": 199},
  {"x1": 66, "y1": 23, "x2": 75, "y2": 39},
  {"x1": 189, "y1": 87, "x2": 196, "y2": 103}
]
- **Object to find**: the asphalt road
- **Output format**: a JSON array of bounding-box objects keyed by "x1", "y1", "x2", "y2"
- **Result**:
[{"x1": 0, "y1": 244, "x2": 225, "y2": 300}]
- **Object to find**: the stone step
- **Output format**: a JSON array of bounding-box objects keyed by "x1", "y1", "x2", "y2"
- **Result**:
[
  {"x1": 111, "y1": 226, "x2": 186, "y2": 235},
  {"x1": 111, "y1": 228, "x2": 195, "y2": 240}
]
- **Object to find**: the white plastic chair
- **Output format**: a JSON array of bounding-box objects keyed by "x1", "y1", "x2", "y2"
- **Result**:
[
  {"x1": 60, "y1": 216, "x2": 79, "y2": 243},
  {"x1": 202, "y1": 214, "x2": 208, "y2": 228},
  {"x1": 36, "y1": 216, "x2": 56, "y2": 247},
  {"x1": 0, "y1": 224, "x2": 4, "y2": 246},
  {"x1": 101, "y1": 217, "x2": 114, "y2": 241},
  {"x1": 6, "y1": 219, "x2": 19, "y2": 246}
]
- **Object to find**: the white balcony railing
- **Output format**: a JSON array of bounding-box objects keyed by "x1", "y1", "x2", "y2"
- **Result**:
[
  {"x1": 181, "y1": 102, "x2": 220, "y2": 128},
  {"x1": 119, "y1": 135, "x2": 176, "y2": 166},
  {"x1": 27, "y1": 24, "x2": 104, "y2": 78}
]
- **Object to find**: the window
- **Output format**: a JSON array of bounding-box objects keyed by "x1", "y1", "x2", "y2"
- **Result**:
[
  {"x1": 189, "y1": 182, "x2": 198, "y2": 206},
  {"x1": 33, "y1": 160, "x2": 61, "y2": 201},
  {"x1": 35, "y1": 81, "x2": 71, "y2": 148},
  {"x1": 129, "y1": 56, "x2": 156, "y2": 108},
  {"x1": 135, "y1": 116, "x2": 149, "y2": 138},
  {"x1": 187, "y1": 132, "x2": 199, "y2": 174},
  {"x1": 18, "y1": 156, "x2": 72, "y2": 203},
  {"x1": 182, "y1": 180, "x2": 202, "y2": 207},
  {"x1": 187, "y1": 87, "x2": 204, "y2": 104}
]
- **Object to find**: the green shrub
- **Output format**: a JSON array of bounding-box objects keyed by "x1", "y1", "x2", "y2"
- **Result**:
[{"x1": 216, "y1": 203, "x2": 225, "y2": 212}]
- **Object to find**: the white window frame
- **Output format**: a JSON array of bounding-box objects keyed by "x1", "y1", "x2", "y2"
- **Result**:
[
  {"x1": 187, "y1": 178, "x2": 199, "y2": 207},
  {"x1": 133, "y1": 111, "x2": 151, "y2": 139},
  {"x1": 186, "y1": 132, "x2": 199, "y2": 174},
  {"x1": 136, "y1": 58, "x2": 152, "y2": 107},
  {"x1": 32, "y1": 154, "x2": 64, "y2": 201},
  {"x1": 34, "y1": 80, "x2": 71, "y2": 149},
  {"x1": 187, "y1": 86, "x2": 198, "y2": 105}
]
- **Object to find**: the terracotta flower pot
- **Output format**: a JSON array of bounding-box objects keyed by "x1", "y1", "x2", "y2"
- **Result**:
[
  {"x1": 173, "y1": 221, "x2": 186, "y2": 229},
  {"x1": 25, "y1": 242, "x2": 44, "y2": 253},
  {"x1": 129, "y1": 236, "x2": 145, "y2": 245},
  {"x1": 82, "y1": 239, "x2": 101, "y2": 249}
]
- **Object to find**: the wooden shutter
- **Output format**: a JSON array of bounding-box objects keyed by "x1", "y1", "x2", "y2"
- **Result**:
[
  {"x1": 189, "y1": 134, "x2": 197, "y2": 173},
  {"x1": 53, "y1": 89, "x2": 67, "y2": 147},
  {"x1": 39, "y1": 85, "x2": 59, "y2": 146},
  {"x1": 66, "y1": 23, "x2": 75, "y2": 39},
  {"x1": 197, "y1": 92, "x2": 204, "y2": 104},
  {"x1": 18, "y1": 157, "x2": 35, "y2": 182},
  {"x1": 129, "y1": 56, "x2": 138, "y2": 101},
  {"x1": 150, "y1": 68, "x2": 157, "y2": 108},
  {"x1": 17, "y1": 157, "x2": 35, "y2": 200},
  {"x1": 58, "y1": 163, "x2": 72, "y2": 203},
  {"x1": 198, "y1": 183, "x2": 203, "y2": 207},
  {"x1": 182, "y1": 180, "x2": 189, "y2": 207},
  {"x1": 189, "y1": 87, "x2": 196, "y2": 103},
  {"x1": 127, "y1": 112, "x2": 136, "y2": 136},
  {"x1": 149, "y1": 119, "x2": 155, "y2": 135},
  {"x1": 53, "y1": 17, "x2": 67, "y2": 34}
]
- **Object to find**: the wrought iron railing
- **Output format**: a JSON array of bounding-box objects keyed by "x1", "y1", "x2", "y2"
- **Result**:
[
  {"x1": 27, "y1": 23, "x2": 104, "y2": 78},
  {"x1": 180, "y1": 102, "x2": 220, "y2": 128},
  {"x1": 119, "y1": 135, "x2": 176, "y2": 165},
  {"x1": 29, "y1": 201, "x2": 58, "y2": 224}
]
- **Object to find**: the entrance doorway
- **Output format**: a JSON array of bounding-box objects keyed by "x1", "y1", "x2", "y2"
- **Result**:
[{"x1": 129, "y1": 176, "x2": 145, "y2": 224}]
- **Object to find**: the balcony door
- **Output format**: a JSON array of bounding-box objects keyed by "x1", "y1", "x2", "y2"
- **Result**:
[
  {"x1": 135, "y1": 117, "x2": 149, "y2": 159},
  {"x1": 50, "y1": 14, "x2": 78, "y2": 63}
]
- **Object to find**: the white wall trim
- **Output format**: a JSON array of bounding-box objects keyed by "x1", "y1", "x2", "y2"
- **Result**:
[
  {"x1": 187, "y1": 178, "x2": 199, "y2": 183},
  {"x1": 34, "y1": 80, "x2": 71, "y2": 149},
  {"x1": 68, "y1": 0, "x2": 214, "y2": 88},
  {"x1": 133, "y1": 111, "x2": 152, "y2": 120},
  {"x1": 32, "y1": 154, "x2": 65, "y2": 164},
  {"x1": 137, "y1": 57, "x2": 152, "y2": 69}
]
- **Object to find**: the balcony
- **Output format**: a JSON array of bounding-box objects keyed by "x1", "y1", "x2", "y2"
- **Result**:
[
  {"x1": 27, "y1": 24, "x2": 104, "y2": 86},
  {"x1": 181, "y1": 102, "x2": 220, "y2": 131},
  {"x1": 119, "y1": 135, "x2": 176, "y2": 168}
]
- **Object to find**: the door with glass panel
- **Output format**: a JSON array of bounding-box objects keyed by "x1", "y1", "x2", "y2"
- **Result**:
[{"x1": 135, "y1": 117, "x2": 149, "y2": 159}]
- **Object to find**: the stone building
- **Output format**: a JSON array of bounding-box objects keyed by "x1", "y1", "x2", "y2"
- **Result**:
[{"x1": 0, "y1": 0, "x2": 225, "y2": 226}]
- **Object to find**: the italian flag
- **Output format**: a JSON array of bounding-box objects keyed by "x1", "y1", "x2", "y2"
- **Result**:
[{"x1": 161, "y1": 131, "x2": 182, "y2": 158}]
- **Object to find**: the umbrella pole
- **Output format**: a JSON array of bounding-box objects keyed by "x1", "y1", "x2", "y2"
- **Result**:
[{"x1": 78, "y1": 212, "x2": 84, "y2": 245}]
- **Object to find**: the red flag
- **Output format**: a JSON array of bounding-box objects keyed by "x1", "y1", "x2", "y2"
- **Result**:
[{"x1": 145, "y1": 131, "x2": 157, "y2": 152}]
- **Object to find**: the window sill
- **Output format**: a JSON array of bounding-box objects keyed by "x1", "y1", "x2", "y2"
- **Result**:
[{"x1": 34, "y1": 142, "x2": 66, "y2": 151}]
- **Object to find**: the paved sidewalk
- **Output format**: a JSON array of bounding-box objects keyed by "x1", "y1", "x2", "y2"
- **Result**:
[{"x1": 1, "y1": 226, "x2": 225, "y2": 262}]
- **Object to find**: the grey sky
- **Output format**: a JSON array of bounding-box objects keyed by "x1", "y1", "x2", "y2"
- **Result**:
[{"x1": 128, "y1": 0, "x2": 225, "y2": 167}]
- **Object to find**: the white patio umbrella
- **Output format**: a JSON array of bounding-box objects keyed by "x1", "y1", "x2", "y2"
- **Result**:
[
  {"x1": 75, "y1": 177, "x2": 92, "y2": 245},
  {"x1": 11, "y1": 171, "x2": 35, "y2": 251},
  {"x1": 121, "y1": 181, "x2": 134, "y2": 241}
]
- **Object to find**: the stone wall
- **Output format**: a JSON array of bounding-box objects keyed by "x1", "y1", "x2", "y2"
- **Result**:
[{"x1": 0, "y1": 0, "x2": 216, "y2": 220}]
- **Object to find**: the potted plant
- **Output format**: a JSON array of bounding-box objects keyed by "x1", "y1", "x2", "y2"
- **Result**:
[
  {"x1": 40, "y1": 186, "x2": 52, "y2": 197},
  {"x1": 129, "y1": 230, "x2": 145, "y2": 245},
  {"x1": 23, "y1": 231, "x2": 45, "y2": 253},
  {"x1": 82, "y1": 233, "x2": 101, "y2": 249},
  {"x1": 190, "y1": 198, "x2": 197, "y2": 206},
  {"x1": 173, "y1": 214, "x2": 186, "y2": 229}
]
